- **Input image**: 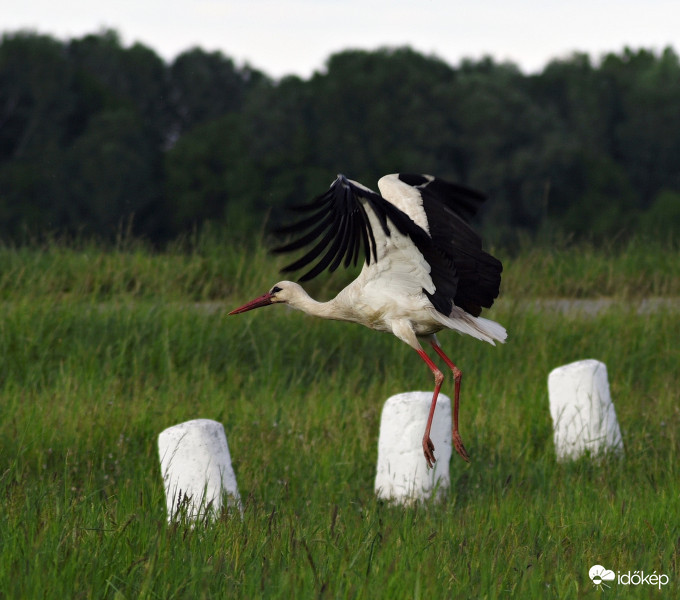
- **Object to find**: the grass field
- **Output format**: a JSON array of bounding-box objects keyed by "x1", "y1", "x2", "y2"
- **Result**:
[{"x1": 1, "y1": 236, "x2": 679, "y2": 598}]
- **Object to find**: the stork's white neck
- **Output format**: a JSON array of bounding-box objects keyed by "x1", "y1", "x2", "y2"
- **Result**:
[{"x1": 282, "y1": 283, "x2": 356, "y2": 323}]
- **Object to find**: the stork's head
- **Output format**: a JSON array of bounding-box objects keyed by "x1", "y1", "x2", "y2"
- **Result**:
[{"x1": 228, "y1": 281, "x2": 300, "y2": 314}]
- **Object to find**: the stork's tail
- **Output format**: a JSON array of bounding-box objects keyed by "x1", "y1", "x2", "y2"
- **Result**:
[{"x1": 431, "y1": 309, "x2": 507, "y2": 345}]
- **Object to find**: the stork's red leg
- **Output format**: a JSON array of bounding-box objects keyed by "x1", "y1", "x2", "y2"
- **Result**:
[
  {"x1": 416, "y1": 349, "x2": 444, "y2": 469},
  {"x1": 430, "y1": 342, "x2": 470, "y2": 462}
]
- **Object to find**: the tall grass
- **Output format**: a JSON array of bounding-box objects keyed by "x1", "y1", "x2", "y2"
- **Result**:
[
  {"x1": 1, "y1": 236, "x2": 678, "y2": 598},
  {"x1": 498, "y1": 236, "x2": 680, "y2": 298}
]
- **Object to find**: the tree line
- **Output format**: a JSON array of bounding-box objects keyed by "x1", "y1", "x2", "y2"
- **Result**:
[{"x1": 1, "y1": 29, "x2": 679, "y2": 246}]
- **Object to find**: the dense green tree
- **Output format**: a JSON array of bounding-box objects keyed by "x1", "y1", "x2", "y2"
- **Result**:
[
  {"x1": 603, "y1": 48, "x2": 680, "y2": 205},
  {"x1": 169, "y1": 48, "x2": 269, "y2": 135},
  {"x1": 64, "y1": 108, "x2": 165, "y2": 237},
  {"x1": 0, "y1": 33, "x2": 76, "y2": 236},
  {"x1": 68, "y1": 30, "x2": 172, "y2": 145},
  {"x1": 165, "y1": 113, "x2": 264, "y2": 233},
  {"x1": 0, "y1": 32, "x2": 76, "y2": 159},
  {"x1": 0, "y1": 31, "x2": 169, "y2": 239},
  {"x1": 307, "y1": 48, "x2": 460, "y2": 178}
]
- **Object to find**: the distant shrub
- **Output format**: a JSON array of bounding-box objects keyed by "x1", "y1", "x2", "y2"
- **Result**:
[{"x1": 640, "y1": 189, "x2": 680, "y2": 239}]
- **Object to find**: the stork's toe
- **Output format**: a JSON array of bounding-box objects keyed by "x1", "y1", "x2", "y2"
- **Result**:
[
  {"x1": 453, "y1": 431, "x2": 470, "y2": 462},
  {"x1": 422, "y1": 436, "x2": 436, "y2": 469}
]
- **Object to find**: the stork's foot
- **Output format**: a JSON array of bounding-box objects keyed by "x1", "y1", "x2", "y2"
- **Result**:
[
  {"x1": 423, "y1": 436, "x2": 436, "y2": 469},
  {"x1": 453, "y1": 430, "x2": 470, "y2": 462}
]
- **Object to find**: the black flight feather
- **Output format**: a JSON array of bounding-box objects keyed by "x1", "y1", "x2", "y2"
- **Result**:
[{"x1": 272, "y1": 174, "x2": 414, "y2": 280}]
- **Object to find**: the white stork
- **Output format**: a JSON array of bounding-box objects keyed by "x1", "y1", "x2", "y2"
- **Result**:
[{"x1": 229, "y1": 173, "x2": 506, "y2": 468}]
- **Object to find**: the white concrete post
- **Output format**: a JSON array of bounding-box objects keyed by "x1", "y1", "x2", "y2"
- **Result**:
[
  {"x1": 548, "y1": 359, "x2": 624, "y2": 460},
  {"x1": 158, "y1": 419, "x2": 241, "y2": 522},
  {"x1": 375, "y1": 392, "x2": 452, "y2": 504}
]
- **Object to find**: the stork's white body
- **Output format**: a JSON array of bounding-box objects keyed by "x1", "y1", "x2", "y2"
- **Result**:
[{"x1": 230, "y1": 172, "x2": 506, "y2": 467}]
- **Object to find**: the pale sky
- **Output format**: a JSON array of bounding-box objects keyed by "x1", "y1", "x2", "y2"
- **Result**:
[{"x1": 2, "y1": 0, "x2": 679, "y2": 78}]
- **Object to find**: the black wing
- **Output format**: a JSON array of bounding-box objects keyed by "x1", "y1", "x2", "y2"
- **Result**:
[
  {"x1": 395, "y1": 174, "x2": 502, "y2": 317},
  {"x1": 272, "y1": 174, "x2": 427, "y2": 282}
]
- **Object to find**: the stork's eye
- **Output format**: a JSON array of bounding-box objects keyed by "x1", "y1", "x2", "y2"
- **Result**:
[{"x1": 270, "y1": 286, "x2": 282, "y2": 294}]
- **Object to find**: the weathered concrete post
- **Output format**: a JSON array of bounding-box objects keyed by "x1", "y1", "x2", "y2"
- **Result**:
[
  {"x1": 548, "y1": 359, "x2": 624, "y2": 460},
  {"x1": 158, "y1": 419, "x2": 241, "y2": 522},
  {"x1": 375, "y1": 392, "x2": 452, "y2": 503}
]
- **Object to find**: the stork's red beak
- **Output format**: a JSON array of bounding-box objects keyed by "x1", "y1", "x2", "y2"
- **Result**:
[{"x1": 228, "y1": 292, "x2": 275, "y2": 315}]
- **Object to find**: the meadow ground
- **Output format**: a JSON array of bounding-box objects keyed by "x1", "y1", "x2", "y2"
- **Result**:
[{"x1": 1, "y1": 236, "x2": 679, "y2": 598}]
